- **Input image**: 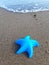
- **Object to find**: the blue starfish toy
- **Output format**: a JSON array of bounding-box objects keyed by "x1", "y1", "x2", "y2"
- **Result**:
[{"x1": 15, "y1": 36, "x2": 40, "y2": 58}]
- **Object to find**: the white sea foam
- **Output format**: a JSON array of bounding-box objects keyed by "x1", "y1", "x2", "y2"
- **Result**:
[{"x1": 0, "y1": 0, "x2": 49, "y2": 13}]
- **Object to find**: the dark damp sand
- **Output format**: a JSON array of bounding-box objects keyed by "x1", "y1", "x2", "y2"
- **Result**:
[{"x1": 0, "y1": 8, "x2": 49, "y2": 65}]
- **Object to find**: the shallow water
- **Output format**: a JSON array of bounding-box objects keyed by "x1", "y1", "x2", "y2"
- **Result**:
[{"x1": 0, "y1": 0, "x2": 49, "y2": 13}]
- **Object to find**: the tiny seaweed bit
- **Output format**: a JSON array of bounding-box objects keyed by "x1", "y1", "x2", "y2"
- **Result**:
[{"x1": 15, "y1": 35, "x2": 40, "y2": 58}]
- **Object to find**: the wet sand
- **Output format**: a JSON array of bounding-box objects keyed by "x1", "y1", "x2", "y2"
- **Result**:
[{"x1": 0, "y1": 8, "x2": 49, "y2": 65}]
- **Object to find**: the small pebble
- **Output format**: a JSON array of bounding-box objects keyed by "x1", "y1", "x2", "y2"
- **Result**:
[
  {"x1": 33, "y1": 14, "x2": 36, "y2": 18},
  {"x1": 45, "y1": 50, "x2": 49, "y2": 54},
  {"x1": 47, "y1": 50, "x2": 49, "y2": 54}
]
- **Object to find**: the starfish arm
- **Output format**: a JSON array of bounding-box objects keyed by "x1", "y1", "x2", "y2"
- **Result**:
[
  {"x1": 15, "y1": 39, "x2": 24, "y2": 46},
  {"x1": 27, "y1": 47, "x2": 34, "y2": 58},
  {"x1": 16, "y1": 45, "x2": 26, "y2": 54},
  {"x1": 25, "y1": 36, "x2": 31, "y2": 39},
  {"x1": 31, "y1": 40, "x2": 40, "y2": 47}
]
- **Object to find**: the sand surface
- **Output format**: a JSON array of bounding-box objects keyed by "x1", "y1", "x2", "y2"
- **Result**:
[{"x1": 0, "y1": 8, "x2": 49, "y2": 65}]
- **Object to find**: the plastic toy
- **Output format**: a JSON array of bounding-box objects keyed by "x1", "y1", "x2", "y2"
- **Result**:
[{"x1": 15, "y1": 35, "x2": 40, "y2": 58}]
